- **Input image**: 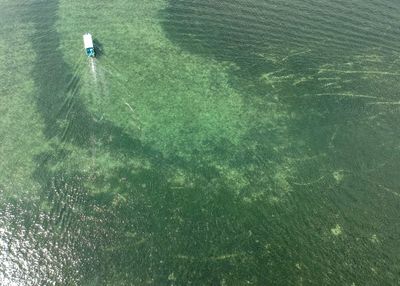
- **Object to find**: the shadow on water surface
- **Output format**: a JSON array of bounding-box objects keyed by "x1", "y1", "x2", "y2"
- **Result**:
[{"x1": 93, "y1": 38, "x2": 105, "y2": 59}]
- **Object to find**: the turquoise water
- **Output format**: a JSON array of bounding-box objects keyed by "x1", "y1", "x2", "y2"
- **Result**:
[{"x1": 1, "y1": 0, "x2": 400, "y2": 285}]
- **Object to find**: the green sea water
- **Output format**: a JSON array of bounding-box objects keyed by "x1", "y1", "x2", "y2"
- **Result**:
[{"x1": 1, "y1": 0, "x2": 400, "y2": 285}]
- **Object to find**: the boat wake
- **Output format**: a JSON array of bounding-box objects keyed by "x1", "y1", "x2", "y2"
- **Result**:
[
  {"x1": 89, "y1": 57, "x2": 97, "y2": 82},
  {"x1": 88, "y1": 57, "x2": 109, "y2": 100}
]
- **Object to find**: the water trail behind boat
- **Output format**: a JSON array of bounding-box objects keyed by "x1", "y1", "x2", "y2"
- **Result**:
[
  {"x1": 89, "y1": 57, "x2": 97, "y2": 82},
  {"x1": 88, "y1": 57, "x2": 108, "y2": 97}
]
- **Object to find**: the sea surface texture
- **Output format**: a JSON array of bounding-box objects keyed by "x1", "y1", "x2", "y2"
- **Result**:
[{"x1": 1, "y1": 0, "x2": 399, "y2": 285}]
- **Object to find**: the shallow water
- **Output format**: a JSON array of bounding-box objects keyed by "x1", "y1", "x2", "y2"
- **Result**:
[{"x1": 1, "y1": 0, "x2": 400, "y2": 285}]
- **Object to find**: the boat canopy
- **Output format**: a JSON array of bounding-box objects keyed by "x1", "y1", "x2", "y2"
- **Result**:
[{"x1": 83, "y1": 33, "x2": 94, "y2": 49}]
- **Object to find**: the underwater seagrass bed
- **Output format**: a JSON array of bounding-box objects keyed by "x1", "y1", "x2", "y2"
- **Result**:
[{"x1": 0, "y1": 0, "x2": 400, "y2": 285}]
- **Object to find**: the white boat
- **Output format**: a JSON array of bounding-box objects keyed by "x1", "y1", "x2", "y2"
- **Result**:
[{"x1": 83, "y1": 33, "x2": 95, "y2": 57}]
